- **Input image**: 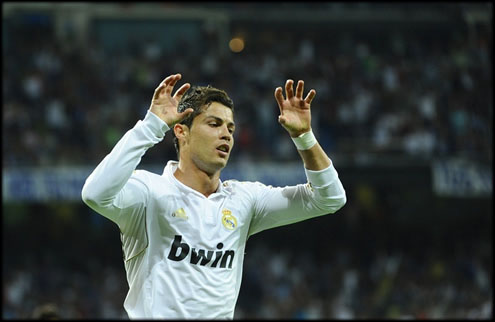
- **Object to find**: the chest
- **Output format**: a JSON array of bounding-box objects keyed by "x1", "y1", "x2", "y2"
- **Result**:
[{"x1": 148, "y1": 192, "x2": 250, "y2": 249}]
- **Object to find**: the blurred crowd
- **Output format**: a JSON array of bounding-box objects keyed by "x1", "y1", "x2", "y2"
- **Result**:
[
  {"x1": 3, "y1": 242, "x2": 492, "y2": 319},
  {"x1": 3, "y1": 6, "x2": 492, "y2": 168},
  {"x1": 2, "y1": 4, "x2": 492, "y2": 320},
  {"x1": 3, "y1": 190, "x2": 492, "y2": 319},
  {"x1": 237, "y1": 241, "x2": 492, "y2": 319}
]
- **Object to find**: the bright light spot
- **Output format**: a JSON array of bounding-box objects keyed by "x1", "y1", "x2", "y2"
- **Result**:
[{"x1": 229, "y1": 37, "x2": 245, "y2": 53}]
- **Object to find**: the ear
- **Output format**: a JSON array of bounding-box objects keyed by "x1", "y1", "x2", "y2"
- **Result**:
[{"x1": 174, "y1": 123, "x2": 189, "y2": 142}]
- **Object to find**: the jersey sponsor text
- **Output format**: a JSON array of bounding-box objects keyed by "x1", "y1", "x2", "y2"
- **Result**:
[{"x1": 167, "y1": 235, "x2": 235, "y2": 269}]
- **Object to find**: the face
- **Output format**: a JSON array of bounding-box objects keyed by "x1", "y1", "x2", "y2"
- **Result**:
[{"x1": 177, "y1": 102, "x2": 235, "y2": 175}]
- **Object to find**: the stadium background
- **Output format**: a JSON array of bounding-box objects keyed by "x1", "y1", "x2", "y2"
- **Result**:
[{"x1": 2, "y1": 2, "x2": 492, "y2": 319}]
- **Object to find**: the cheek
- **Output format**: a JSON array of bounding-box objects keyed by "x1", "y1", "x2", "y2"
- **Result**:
[{"x1": 190, "y1": 128, "x2": 215, "y2": 150}]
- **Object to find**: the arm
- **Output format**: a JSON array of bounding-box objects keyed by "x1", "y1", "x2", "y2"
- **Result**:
[
  {"x1": 274, "y1": 79, "x2": 330, "y2": 171},
  {"x1": 247, "y1": 79, "x2": 346, "y2": 236},
  {"x1": 247, "y1": 165, "x2": 345, "y2": 236},
  {"x1": 81, "y1": 74, "x2": 193, "y2": 224},
  {"x1": 274, "y1": 79, "x2": 346, "y2": 200}
]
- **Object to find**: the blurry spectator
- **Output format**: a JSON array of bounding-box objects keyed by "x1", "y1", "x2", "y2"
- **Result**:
[
  {"x1": 2, "y1": 191, "x2": 491, "y2": 319},
  {"x1": 2, "y1": 3, "x2": 492, "y2": 319},
  {"x1": 32, "y1": 303, "x2": 60, "y2": 320},
  {"x1": 2, "y1": 4, "x2": 492, "y2": 168}
]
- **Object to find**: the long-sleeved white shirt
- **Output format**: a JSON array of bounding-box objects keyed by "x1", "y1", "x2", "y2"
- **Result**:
[{"x1": 81, "y1": 110, "x2": 346, "y2": 319}]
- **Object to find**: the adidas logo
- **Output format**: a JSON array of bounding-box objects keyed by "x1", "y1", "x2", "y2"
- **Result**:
[{"x1": 172, "y1": 208, "x2": 188, "y2": 220}]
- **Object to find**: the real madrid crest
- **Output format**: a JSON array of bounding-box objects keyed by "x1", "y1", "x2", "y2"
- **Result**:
[{"x1": 221, "y1": 209, "x2": 237, "y2": 230}]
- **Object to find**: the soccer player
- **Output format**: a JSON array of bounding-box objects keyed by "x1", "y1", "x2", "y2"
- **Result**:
[{"x1": 81, "y1": 73, "x2": 346, "y2": 319}]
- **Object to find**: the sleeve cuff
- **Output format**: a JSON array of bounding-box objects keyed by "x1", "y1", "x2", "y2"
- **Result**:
[
  {"x1": 304, "y1": 163, "x2": 339, "y2": 188},
  {"x1": 142, "y1": 110, "x2": 170, "y2": 137}
]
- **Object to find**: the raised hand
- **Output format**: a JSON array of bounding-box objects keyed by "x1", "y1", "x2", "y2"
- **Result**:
[
  {"x1": 274, "y1": 79, "x2": 316, "y2": 137},
  {"x1": 150, "y1": 73, "x2": 193, "y2": 127}
]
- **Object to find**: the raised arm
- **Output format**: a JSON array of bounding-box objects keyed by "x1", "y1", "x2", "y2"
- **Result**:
[
  {"x1": 274, "y1": 79, "x2": 330, "y2": 170},
  {"x1": 81, "y1": 74, "x2": 193, "y2": 222},
  {"x1": 247, "y1": 79, "x2": 346, "y2": 236}
]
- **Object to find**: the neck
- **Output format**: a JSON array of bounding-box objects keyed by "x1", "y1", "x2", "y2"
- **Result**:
[{"x1": 173, "y1": 158, "x2": 221, "y2": 198}]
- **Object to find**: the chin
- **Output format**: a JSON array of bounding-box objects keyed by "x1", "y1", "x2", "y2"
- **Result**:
[
  {"x1": 215, "y1": 155, "x2": 231, "y2": 170},
  {"x1": 213, "y1": 159, "x2": 228, "y2": 171},
  {"x1": 194, "y1": 157, "x2": 228, "y2": 176}
]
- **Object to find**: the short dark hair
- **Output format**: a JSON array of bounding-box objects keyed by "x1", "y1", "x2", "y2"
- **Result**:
[{"x1": 173, "y1": 85, "x2": 234, "y2": 159}]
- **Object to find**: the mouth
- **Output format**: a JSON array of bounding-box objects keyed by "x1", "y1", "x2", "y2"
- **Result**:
[{"x1": 216, "y1": 144, "x2": 230, "y2": 157}]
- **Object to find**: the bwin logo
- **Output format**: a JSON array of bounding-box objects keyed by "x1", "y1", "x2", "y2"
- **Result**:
[{"x1": 167, "y1": 235, "x2": 235, "y2": 269}]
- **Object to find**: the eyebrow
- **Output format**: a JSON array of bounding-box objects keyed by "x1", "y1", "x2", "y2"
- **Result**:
[{"x1": 204, "y1": 115, "x2": 235, "y2": 128}]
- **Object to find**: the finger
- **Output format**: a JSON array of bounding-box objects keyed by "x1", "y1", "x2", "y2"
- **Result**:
[
  {"x1": 274, "y1": 87, "x2": 285, "y2": 114},
  {"x1": 153, "y1": 83, "x2": 165, "y2": 100},
  {"x1": 162, "y1": 74, "x2": 176, "y2": 86},
  {"x1": 178, "y1": 108, "x2": 194, "y2": 119},
  {"x1": 295, "y1": 80, "x2": 304, "y2": 99},
  {"x1": 285, "y1": 79, "x2": 294, "y2": 99},
  {"x1": 153, "y1": 74, "x2": 175, "y2": 99},
  {"x1": 165, "y1": 73, "x2": 181, "y2": 95},
  {"x1": 304, "y1": 89, "x2": 317, "y2": 105},
  {"x1": 174, "y1": 83, "x2": 191, "y2": 100}
]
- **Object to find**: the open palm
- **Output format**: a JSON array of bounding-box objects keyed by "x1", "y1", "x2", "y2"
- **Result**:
[
  {"x1": 150, "y1": 73, "x2": 193, "y2": 127},
  {"x1": 274, "y1": 79, "x2": 316, "y2": 137}
]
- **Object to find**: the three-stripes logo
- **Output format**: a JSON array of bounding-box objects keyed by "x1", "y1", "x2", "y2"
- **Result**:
[{"x1": 172, "y1": 208, "x2": 188, "y2": 220}]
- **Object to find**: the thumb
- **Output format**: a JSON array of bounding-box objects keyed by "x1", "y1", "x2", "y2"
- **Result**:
[
  {"x1": 179, "y1": 108, "x2": 194, "y2": 119},
  {"x1": 278, "y1": 115, "x2": 287, "y2": 125}
]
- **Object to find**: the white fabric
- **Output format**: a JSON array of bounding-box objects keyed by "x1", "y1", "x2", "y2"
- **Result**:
[
  {"x1": 291, "y1": 130, "x2": 317, "y2": 150},
  {"x1": 81, "y1": 110, "x2": 346, "y2": 319}
]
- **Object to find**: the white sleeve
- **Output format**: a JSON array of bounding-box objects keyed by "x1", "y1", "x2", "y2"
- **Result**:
[
  {"x1": 81, "y1": 111, "x2": 169, "y2": 229},
  {"x1": 247, "y1": 162, "x2": 346, "y2": 236}
]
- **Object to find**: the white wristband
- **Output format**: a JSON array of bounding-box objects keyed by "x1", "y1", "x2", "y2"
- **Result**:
[{"x1": 291, "y1": 130, "x2": 317, "y2": 150}]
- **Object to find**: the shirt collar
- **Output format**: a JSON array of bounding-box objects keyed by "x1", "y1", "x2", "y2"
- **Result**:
[{"x1": 162, "y1": 160, "x2": 231, "y2": 197}]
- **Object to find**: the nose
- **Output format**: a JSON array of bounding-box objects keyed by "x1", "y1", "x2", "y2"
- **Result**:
[{"x1": 220, "y1": 124, "x2": 232, "y2": 141}]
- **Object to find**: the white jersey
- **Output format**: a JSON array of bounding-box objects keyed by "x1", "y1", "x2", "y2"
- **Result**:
[{"x1": 81, "y1": 111, "x2": 346, "y2": 319}]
